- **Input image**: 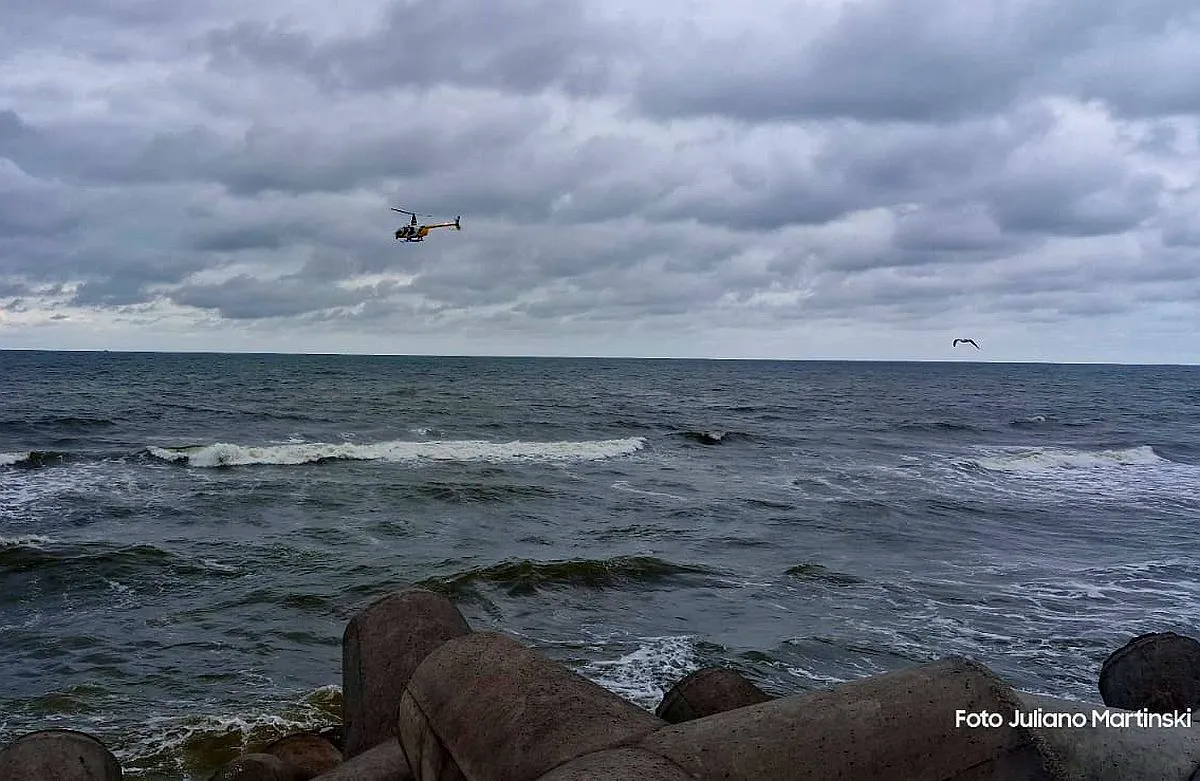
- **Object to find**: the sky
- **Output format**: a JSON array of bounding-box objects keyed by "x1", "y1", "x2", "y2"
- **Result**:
[{"x1": 2, "y1": 0, "x2": 1200, "y2": 362}]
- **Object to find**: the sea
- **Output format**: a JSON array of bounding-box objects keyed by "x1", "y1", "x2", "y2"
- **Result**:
[{"x1": 1, "y1": 350, "x2": 1198, "y2": 779}]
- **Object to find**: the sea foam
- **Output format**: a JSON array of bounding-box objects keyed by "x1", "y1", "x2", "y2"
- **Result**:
[{"x1": 146, "y1": 437, "x2": 647, "y2": 467}]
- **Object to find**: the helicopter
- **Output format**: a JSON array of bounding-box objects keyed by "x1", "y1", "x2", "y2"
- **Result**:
[{"x1": 391, "y1": 207, "x2": 462, "y2": 242}]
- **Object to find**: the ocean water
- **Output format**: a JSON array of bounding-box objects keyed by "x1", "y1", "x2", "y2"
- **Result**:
[{"x1": 2, "y1": 351, "x2": 1199, "y2": 778}]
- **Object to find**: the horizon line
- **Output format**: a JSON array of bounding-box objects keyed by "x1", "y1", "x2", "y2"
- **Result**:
[{"x1": 0, "y1": 347, "x2": 1195, "y2": 367}]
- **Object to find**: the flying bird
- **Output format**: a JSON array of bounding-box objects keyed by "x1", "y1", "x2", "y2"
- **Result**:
[{"x1": 953, "y1": 338, "x2": 980, "y2": 349}]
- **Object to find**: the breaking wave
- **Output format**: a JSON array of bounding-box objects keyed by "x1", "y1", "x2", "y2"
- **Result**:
[
  {"x1": 0, "y1": 451, "x2": 72, "y2": 469},
  {"x1": 145, "y1": 437, "x2": 647, "y2": 468},
  {"x1": 577, "y1": 635, "x2": 702, "y2": 710},
  {"x1": 0, "y1": 534, "x2": 54, "y2": 549},
  {"x1": 965, "y1": 445, "x2": 1167, "y2": 473},
  {"x1": 111, "y1": 686, "x2": 341, "y2": 780}
]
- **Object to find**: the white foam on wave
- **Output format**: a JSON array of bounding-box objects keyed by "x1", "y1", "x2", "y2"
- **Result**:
[
  {"x1": 146, "y1": 437, "x2": 647, "y2": 468},
  {"x1": 970, "y1": 445, "x2": 1165, "y2": 473},
  {"x1": 113, "y1": 684, "x2": 342, "y2": 777},
  {"x1": 577, "y1": 635, "x2": 699, "y2": 710},
  {"x1": 0, "y1": 452, "x2": 29, "y2": 468},
  {"x1": 611, "y1": 480, "x2": 687, "y2": 502},
  {"x1": 0, "y1": 534, "x2": 54, "y2": 548}
]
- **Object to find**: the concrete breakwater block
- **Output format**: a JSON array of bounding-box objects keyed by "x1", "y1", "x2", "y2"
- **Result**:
[
  {"x1": 263, "y1": 733, "x2": 342, "y2": 779},
  {"x1": 0, "y1": 729, "x2": 123, "y2": 781},
  {"x1": 309, "y1": 738, "x2": 412, "y2": 781},
  {"x1": 640, "y1": 657, "x2": 1068, "y2": 781},
  {"x1": 208, "y1": 753, "x2": 298, "y2": 781},
  {"x1": 1015, "y1": 692, "x2": 1200, "y2": 781},
  {"x1": 655, "y1": 667, "x2": 772, "y2": 724},
  {"x1": 397, "y1": 631, "x2": 665, "y2": 781},
  {"x1": 1100, "y1": 631, "x2": 1200, "y2": 713},
  {"x1": 343, "y1": 588, "x2": 472, "y2": 758},
  {"x1": 535, "y1": 747, "x2": 694, "y2": 780}
]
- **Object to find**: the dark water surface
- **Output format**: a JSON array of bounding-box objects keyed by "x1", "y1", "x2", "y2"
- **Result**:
[{"x1": 2, "y1": 351, "x2": 1199, "y2": 778}]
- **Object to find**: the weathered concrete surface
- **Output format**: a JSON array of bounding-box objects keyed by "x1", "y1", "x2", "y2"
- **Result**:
[
  {"x1": 655, "y1": 667, "x2": 772, "y2": 724},
  {"x1": 316, "y1": 725, "x2": 344, "y2": 753},
  {"x1": 0, "y1": 729, "x2": 122, "y2": 781},
  {"x1": 1100, "y1": 632, "x2": 1200, "y2": 713},
  {"x1": 1016, "y1": 692, "x2": 1200, "y2": 781},
  {"x1": 208, "y1": 752, "x2": 298, "y2": 781},
  {"x1": 311, "y1": 738, "x2": 412, "y2": 781},
  {"x1": 398, "y1": 631, "x2": 665, "y2": 781},
  {"x1": 263, "y1": 733, "x2": 342, "y2": 780},
  {"x1": 640, "y1": 657, "x2": 1069, "y2": 781},
  {"x1": 534, "y1": 748, "x2": 694, "y2": 781},
  {"x1": 343, "y1": 588, "x2": 472, "y2": 758}
]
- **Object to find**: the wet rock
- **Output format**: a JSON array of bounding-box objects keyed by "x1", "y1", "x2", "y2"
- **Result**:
[
  {"x1": 397, "y1": 631, "x2": 664, "y2": 781},
  {"x1": 655, "y1": 667, "x2": 772, "y2": 724},
  {"x1": 1100, "y1": 632, "x2": 1200, "y2": 713},
  {"x1": 208, "y1": 752, "x2": 298, "y2": 781},
  {"x1": 308, "y1": 738, "x2": 412, "y2": 781},
  {"x1": 0, "y1": 729, "x2": 122, "y2": 781},
  {"x1": 342, "y1": 588, "x2": 472, "y2": 758},
  {"x1": 263, "y1": 733, "x2": 342, "y2": 780},
  {"x1": 640, "y1": 657, "x2": 1069, "y2": 781}
]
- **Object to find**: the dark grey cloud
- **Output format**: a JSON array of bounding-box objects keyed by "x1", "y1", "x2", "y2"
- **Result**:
[
  {"x1": 203, "y1": 0, "x2": 622, "y2": 97},
  {"x1": 2, "y1": 0, "x2": 1200, "y2": 358},
  {"x1": 632, "y1": 0, "x2": 1198, "y2": 123},
  {"x1": 0, "y1": 159, "x2": 82, "y2": 237},
  {"x1": 168, "y1": 273, "x2": 386, "y2": 320}
]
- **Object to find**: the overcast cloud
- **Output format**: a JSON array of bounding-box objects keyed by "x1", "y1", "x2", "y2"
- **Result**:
[{"x1": 2, "y1": 0, "x2": 1200, "y2": 361}]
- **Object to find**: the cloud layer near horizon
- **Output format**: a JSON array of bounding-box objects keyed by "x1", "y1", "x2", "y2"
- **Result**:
[{"x1": 2, "y1": 0, "x2": 1200, "y2": 361}]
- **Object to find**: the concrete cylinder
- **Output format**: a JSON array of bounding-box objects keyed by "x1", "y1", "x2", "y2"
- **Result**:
[
  {"x1": 0, "y1": 729, "x2": 122, "y2": 781},
  {"x1": 1100, "y1": 632, "x2": 1200, "y2": 713},
  {"x1": 316, "y1": 725, "x2": 343, "y2": 753},
  {"x1": 207, "y1": 752, "x2": 297, "y2": 781},
  {"x1": 639, "y1": 657, "x2": 1070, "y2": 781},
  {"x1": 306, "y1": 738, "x2": 412, "y2": 781},
  {"x1": 262, "y1": 733, "x2": 342, "y2": 779},
  {"x1": 1014, "y1": 692, "x2": 1200, "y2": 781},
  {"x1": 534, "y1": 748, "x2": 694, "y2": 781},
  {"x1": 655, "y1": 667, "x2": 772, "y2": 724},
  {"x1": 342, "y1": 588, "x2": 472, "y2": 758},
  {"x1": 397, "y1": 631, "x2": 665, "y2": 781}
]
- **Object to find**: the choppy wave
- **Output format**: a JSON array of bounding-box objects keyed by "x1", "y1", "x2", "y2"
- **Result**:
[
  {"x1": 577, "y1": 635, "x2": 701, "y2": 710},
  {"x1": 893, "y1": 420, "x2": 980, "y2": 433},
  {"x1": 111, "y1": 686, "x2": 341, "y2": 780},
  {"x1": 416, "y1": 556, "x2": 719, "y2": 598},
  {"x1": 966, "y1": 445, "x2": 1167, "y2": 473},
  {"x1": 0, "y1": 415, "x2": 117, "y2": 430},
  {"x1": 0, "y1": 540, "x2": 243, "y2": 587},
  {"x1": 0, "y1": 451, "x2": 72, "y2": 469},
  {"x1": 785, "y1": 563, "x2": 866, "y2": 587},
  {"x1": 677, "y1": 430, "x2": 752, "y2": 445},
  {"x1": 0, "y1": 534, "x2": 55, "y2": 549},
  {"x1": 413, "y1": 481, "x2": 558, "y2": 503},
  {"x1": 146, "y1": 437, "x2": 647, "y2": 467}
]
